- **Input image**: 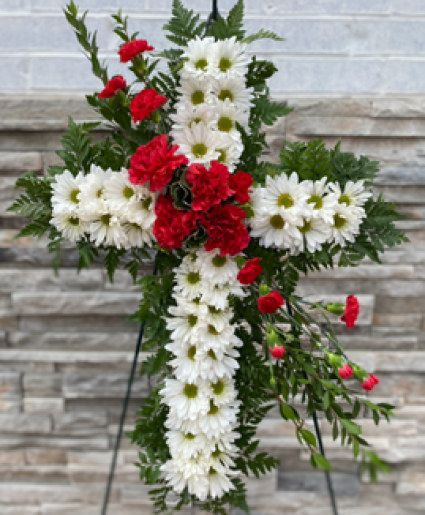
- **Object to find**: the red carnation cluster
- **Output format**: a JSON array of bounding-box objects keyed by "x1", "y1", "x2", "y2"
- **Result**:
[
  {"x1": 258, "y1": 291, "x2": 284, "y2": 314},
  {"x1": 129, "y1": 135, "x2": 188, "y2": 193},
  {"x1": 186, "y1": 161, "x2": 232, "y2": 212},
  {"x1": 237, "y1": 258, "x2": 262, "y2": 285},
  {"x1": 341, "y1": 295, "x2": 360, "y2": 329},
  {"x1": 130, "y1": 89, "x2": 167, "y2": 123},
  {"x1": 361, "y1": 374, "x2": 379, "y2": 392},
  {"x1": 338, "y1": 363, "x2": 354, "y2": 380},
  {"x1": 118, "y1": 39, "x2": 154, "y2": 63},
  {"x1": 98, "y1": 76, "x2": 127, "y2": 99},
  {"x1": 203, "y1": 204, "x2": 250, "y2": 256},
  {"x1": 228, "y1": 170, "x2": 253, "y2": 204},
  {"x1": 153, "y1": 195, "x2": 200, "y2": 249}
]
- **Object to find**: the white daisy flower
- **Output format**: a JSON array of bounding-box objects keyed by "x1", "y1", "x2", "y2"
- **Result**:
[
  {"x1": 89, "y1": 211, "x2": 127, "y2": 248},
  {"x1": 173, "y1": 122, "x2": 221, "y2": 164},
  {"x1": 51, "y1": 170, "x2": 85, "y2": 213},
  {"x1": 176, "y1": 77, "x2": 214, "y2": 107},
  {"x1": 208, "y1": 467, "x2": 236, "y2": 499},
  {"x1": 122, "y1": 222, "x2": 155, "y2": 249},
  {"x1": 203, "y1": 305, "x2": 234, "y2": 332},
  {"x1": 329, "y1": 180, "x2": 372, "y2": 208},
  {"x1": 78, "y1": 166, "x2": 112, "y2": 221},
  {"x1": 214, "y1": 139, "x2": 243, "y2": 172},
  {"x1": 329, "y1": 203, "x2": 363, "y2": 247},
  {"x1": 181, "y1": 37, "x2": 218, "y2": 78},
  {"x1": 209, "y1": 377, "x2": 237, "y2": 407},
  {"x1": 126, "y1": 195, "x2": 156, "y2": 230},
  {"x1": 169, "y1": 345, "x2": 201, "y2": 383},
  {"x1": 170, "y1": 294, "x2": 210, "y2": 318},
  {"x1": 166, "y1": 430, "x2": 208, "y2": 460},
  {"x1": 261, "y1": 173, "x2": 309, "y2": 224},
  {"x1": 161, "y1": 378, "x2": 209, "y2": 421},
  {"x1": 165, "y1": 410, "x2": 202, "y2": 435},
  {"x1": 215, "y1": 98, "x2": 249, "y2": 139},
  {"x1": 292, "y1": 216, "x2": 332, "y2": 254},
  {"x1": 200, "y1": 282, "x2": 246, "y2": 310},
  {"x1": 250, "y1": 212, "x2": 302, "y2": 250},
  {"x1": 174, "y1": 261, "x2": 205, "y2": 300},
  {"x1": 212, "y1": 76, "x2": 253, "y2": 112},
  {"x1": 161, "y1": 457, "x2": 209, "y2": 501},
  {"x1": 50, "y1": 211, "x2": 88, "y2": 242},
  {"x1": 170, "y1": 102, "x2": 217, "y2": 132},
  {"x1": 195, "y1": 323, "x2": 239, "y2": 357},
  {"x1": 196, "y1": 248, "x2": 239, "y2": 286},
  {"x1": 103, "y1": 168, "x2": 147, "y2": 213},
  {"x1": 213, "y1": 37, "x2": 249, "y2": 78},
  {"x1": 304, "y1": 177, "x2": 338, "y2": 225},
  {"x1": 166, "y1": 305, "x2": 204, "y2": 343},
  {"x1": 199, "y1": 347, "x2": 240, "y2": 382},
  {"x1": 197, "y1": 401, "x2": 239, "y2": 439}
]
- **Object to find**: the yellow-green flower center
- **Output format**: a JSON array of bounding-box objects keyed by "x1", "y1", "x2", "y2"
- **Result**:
[
  {"x1": 217, "y1": 149, "x2": 226, "y2": 163},
  {"x1": 142, "y1": 197, "x2": 152, "y2": 210},
  {"x1": 69, "y1": 216, "x2": 80, "y2": 226},
  {"x1": 97, "y1": 188, "x2": 103, "y2": 198},
  {"x1": 188, "y1": 314, "x2": 198, "y2": 327},
  {"x1": 277, "y1": 193, "x2": 294, "y2": 208},
  {"x1": 190, "y1": 117, "x2": 202, "y2": 127},
  {"x1": 334, "y1": 214, "x2": 346, "y2": 229},
  {"x1": 339, "y1": 194, "x2": 351, "y2": 206},
  {"x1": 209, "y1": 467, "x2": 217, "y2": 475},
  {"x1": 218, "y1": 116, "x2": 233, "y2": 132},
  {"x1": 298, "y1": 220, "x2": 311, "y2": 234},
  {"x1": 208, "y1": 324, "x2": 219, "y2": 335},
  {"x1": 123, "y1": 186, "x2": 134, "y2": 199},
  {"x1": 270, "y1": 214, "x2": 285, "y2": 230},
  {"x1": 192, "y1": 143, "x2": 207, "y2": 157},
  {"x1": 308, "y1": 194, "x2": 323, "y2": 209},
  {"x1": 187, "y1": 346, "x2": 196, "y2": 361},
  {"x1": 212, "y1": 379, "x2": 225, "y2": 395},
  {"x1": 191, "y1": 90, "x2": 204, "y2": 105},
  {"x1": 208, "y1": 349, "x2": 217, "y2": 360},
  {"x1": 187, "y1": 271, "x2": 200, "y2": 285},
  {"x1": 218, "y1": 89, "x2": 234, "y2": 102},
  {"x1": 195, "y1": 58, "x2": 208, "y2": 70},
  {"x1": 211, "y1": 448, "x2": 221, "y2": 458},
  {"x1": 101, "y1": 214, "x2": 111, "y2": 226},
  {"x1": 185, "y1": 433, "x2": 196, "y2": 440},
  {"x1": 70, "y1": 189, "x2": 80, "y2": 203},
  {"x1": 183, "y1": 384, "x2": 198, "y2": 399},
  {"x1": 208, "y1": 306, "x2": 221, "y2": 315},
  {"x1": 208, "y1": 400, "x2": 219, "y2": 415},
  {"x1": 212, "y1": 255, "x2": 227, "y2": 267},
  {"x1": 219, "y1": 57, "x2": 231, "y2": 72}
]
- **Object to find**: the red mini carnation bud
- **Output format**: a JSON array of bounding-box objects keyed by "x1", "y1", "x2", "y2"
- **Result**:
[
  {"x1": 130, "y1": 89, "x2": 167, "y2": 123},
  {"x1": 98, "y1": 76, "x2": 127, "y2": 99},
  {"x1": 186, "y1": 161, "x2": 232, "y2": 211},
  {"x1": 361, "y1": 374, "x2": 379, "y2": 392},
  {"x1": 341, "y1": 295, "x2": 360, "y2": 329},
  {"x1": 237, "y1": 258, "x2": 262, "y2": 285},
  {"x1": 129, "y1": 135, "x2": 188, "y2": 193},
  {"x1": 269, "y1": 344, "x2": 286, "y2": 359},
  {"x1": 258, "y1": 291, "x2": 284, "y2": 314},
  {"x1": 228, "y1": 170, "x2": 253, "y2": 204},
  {"x1": 338, "y1": 363, "x2": 354, "y2": 380},
  {"x1": 118, "y1": 39, "x2": 154, "y2": 63}
]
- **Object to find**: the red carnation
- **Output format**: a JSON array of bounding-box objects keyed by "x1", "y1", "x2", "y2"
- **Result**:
[
  {"x1": 269, "y1": 344, "x2": 286, "y2": 359},
  {"x1": 130, "y1": 89, "x2": 167, "y2": 123},
  {"x1": 186, "y1": 161, "x2": 232, "y2": 211},
  {"x1": 129, "y1": 135, "x2": 188, "y2": 193},
  {"x1": 237, "y1": 258, "x2": 262, "y2": 285},
  {"x1": 228, "y1": 170, "x2": 253, "y2": 204},
  {"x1": 361, "y1": 374, "x2": 379, "y2": 392},
  {"x1": 258, "y1": 291, "x2": 284, "y2": 314},
  {"x1": 341, "y1": 295, "x2": 360, "y2": 329},
  {"x1": 118, "y1": 39, "x2": 154, "y2": 63},
  {"x1": 338, "y1": 363, "x2": 354, "y2": 380},
  {"x1": 153, "y1": 195, "x2": 200, "y2": 250},
  {"x1": 203, "y1": 204, "x2": 250, "y2": 256},
  {"x1": 98, "y1": 76, "x2": 127, "y2": 99}
]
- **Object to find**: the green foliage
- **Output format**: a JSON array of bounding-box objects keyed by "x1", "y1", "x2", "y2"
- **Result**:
[
  {"x1": 206, "y1": 0, "x2": 245, "y2": 41},
  {"x1": 243, "y1": 29, "x2": 284, "y2": 44},
  {"x1": 163, "y1": 0, "x2": 206, "y2": 47}
]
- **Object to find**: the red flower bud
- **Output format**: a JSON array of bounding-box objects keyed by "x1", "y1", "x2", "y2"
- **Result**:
[
  {"x1": 118, "y1": 39, "x2": 154, "y2": 63},
  {"x1": 361, "y1": 374, "x2": 379, "y2": 392},
  {"x1": 341, "y1": 295, "x2": 360, "y2": 329},
  {"x1": 98, "y1": 76, "x2": 127, "y2": 99},
  {"x1": 258, "y1": 291, "x2": 284, "y2": 314},
  {"x1": 269, "y1": 344, "x2": 285, "y2": 359},
  {"x1": 338, "y1": 363, "x2": 354, "y2": 380},
  {"x1": 237, "y1": 258, "x2": 262, "y2": 285}
]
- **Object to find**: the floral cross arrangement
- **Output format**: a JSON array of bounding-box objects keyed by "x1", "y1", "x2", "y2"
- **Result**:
[{"x1": 10, "y1": 1, "x2": 408, "y2": 513}]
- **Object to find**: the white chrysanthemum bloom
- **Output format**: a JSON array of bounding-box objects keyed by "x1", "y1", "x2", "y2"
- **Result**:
[
  {"x1": 166, "y1": 305, "x2": 204, "y2": 343},
  {"x1": 161, "y1": 457, "x2": 209, "y2": 501},
  {"x1": 176, "y1": 77, "x2": 214, "y2": 107},
  {"x1": 203, "y1": 305, "x2": 233, "y2": 332},
  {"x1": 215, "y1": 98, "x2": 249, "y2": 139},
  {"x1": 170, "y1": 102, "x2": 217, "y2": 132},
  {"x1": 181, "y1": 36, "x2": 218, "y2": 78},
  {"x1": 77, "y1": 166, "x2": 113, "y2": 221},
  {"x1": 214, "y1": 139, "x2": 243, "y2": 172},
  {"x1": 212, "y1": 429, "x2": 240, "y2": 455},
  {"x1": 122, "y1": 222, "x2": 155, "y2": 249},
  {"x1": 304, "y1": 178, "x2": 338, "y2": 225},
  {"x1": 161, "y1": 378, "x2": 209, "y2": 420},
  {"x1": 165, "y1": 410, "x2": 202, "y2": 435},
  {"x1": 89, "y1": 211, "x2": 127, "y2": 248},
  {"x1": 212, "y1": 76, "x2": 253, "y2": 112},
  {"x1": 166, "y1": 430, "x2": 208, "y2": 460},
  {"x1": 195, "y1": 323, "x2": 239, "y2": 357},
  {"x1": 173, "y1": 122, "x2": 221, "y2": 164},
  {"x1": 329, "y1": 180, "x2": 372, "y2": 208},
  {"x1": 200, "y1": 281, "x2": 246, "y2": 310},
  {"x1": 199, "y1": 347, "x2": 240, "y2": 381},
  {"x1": 249, "y1": 186, "x2": 265, "y2": 218},
  {"x1": 213, "y1": 37, "x2": 249, "y2": 78},
  {"x1": 103, "y1": 168, "x2": 147, "y2": 213},
  {"x1": 261, "y1": 173, "x2": 309, "y2": 224},
  {"x1": 292, "y1": 217, "x2": 332, "y2": 254},
  {"x1": 209, "y1": 377, "x2": 237, "y2": 407},
  {"x1": 329, "y1": 203, "x2": 363, "y2": 247},
  {"x1": 250, "y1": 212, "x2": 302, "y2": 250},
  {"x1": 125, "y1": 195, "x2": 156, "y2": 230},
  {"x1": 51, "y1": 211, "x2": 88, "y2": 242},
  {"x1": 169, "y1": 345, "x2": 201, "y2": 383},
  {"x1": 196, "y1": 248, "x2": 239, "y2": 286},
  {"x1": 208, "y1": 467, "x2": 236, "y2": 499},
  {"x1": 170, "y1": 294, "x2": 209, "y2": 318},
  {"x1": 174, "y1": 262, "x2": 206, "y2": 300},
  {"x1": 51, "y1": 170, "x2": 85, "y2": 213},
  {"x1": 198, "y1": 401, "x2": 239, "y2": 439}
]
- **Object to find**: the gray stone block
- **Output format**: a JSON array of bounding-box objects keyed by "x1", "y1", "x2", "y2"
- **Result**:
[
  {"x1": 0, "y1": 152, "x2": 42, "y2": 173},
  {"x1": 23, "y1": 373, "x2": 62, "y2": 396},
  {"x1": 23, "y1": 398, "x2": 64, "y2": 413},
  {"x1": 0, "y1": 57, "x2": 28, "y2": 91},
  {"x1": 52, "y1": 412, "x2": 108, "y2": 435},
  {"x1": 25, "y1": 448, "x2": 67, "y2": 465},
  {"x1": 0, "y1": 413, "x2": 52, "y2": 434},
  {"x1": 63, "y1": 372, "x2": 147, "y2": 398}
]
